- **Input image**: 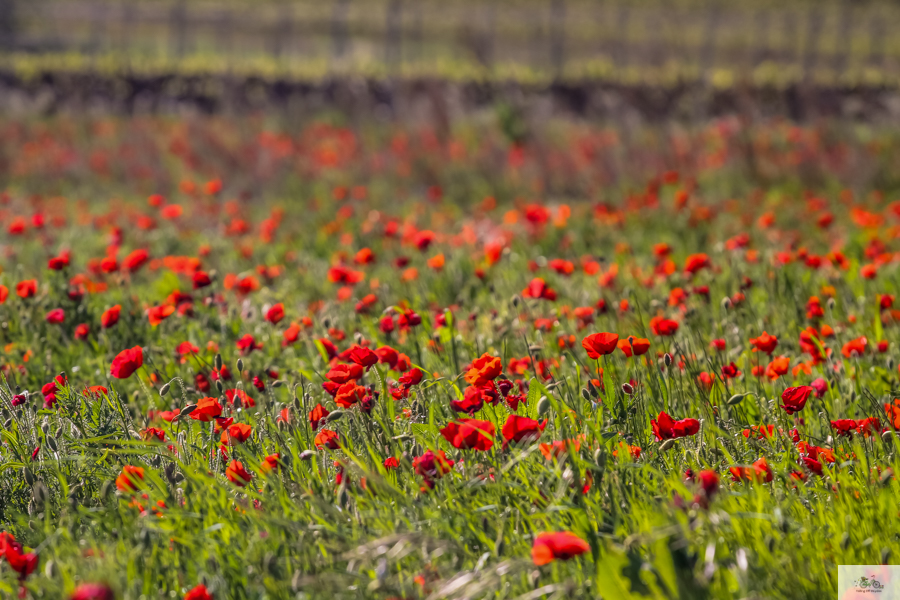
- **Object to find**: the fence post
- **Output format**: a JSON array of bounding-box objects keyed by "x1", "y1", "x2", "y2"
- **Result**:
[
  {"x1": 550, "y1": 0, "x2": 565, "y2": 78},
  {"x1": 802, "y1": 5, "x2": 822, "y2": 82},
  {"x1": 835, "y1": 0, "x2": 853, "y2": 79},
  {"x1": 385, "y1": 0, "x2": 402, "y2": 71},
  {"x1": 171, "y1": 0, "x2": 187, "y2": 58},
  {"x1": 0, "y1": 0, "x2": 14, "y2": 51},
  {"x1": 868, "y1": 10, "x2": 886, "y2": 73},
  {"x1": 332, "y1": 0, "x2": 348, "y2": 59}
]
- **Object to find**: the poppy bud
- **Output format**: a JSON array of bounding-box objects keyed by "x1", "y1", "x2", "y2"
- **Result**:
[
  {"x1": 726, "y1": 393, "x2": 746, "y2": 406},
  {"x1": 33, "y1": 481, "x2": 49, "y2": 506},
  {"x1": 236, "y1": 358, "x2": 244, "y2": 372},
  {"x1": 3, "y1": 418, "x2": 11, "y2": 429},
  {"x1": 273, "y1": 380, "x2": 285, "y2": 388},
  {"x1": 882, "y1": 430, "x2": 895, "y2": 444},
  {"x1": 622, "y1": 383, "x2": 633, "y2": 395},
  {"x1": 215, "y1": 353, "x2": 223, "y2": 371},
  {"x1": 325, "y1": 410, "x2": 345, "y2": 422},
  {"x1": 511, "y1": 295, "x2": 521, "y2": 308},
  {"x1": 160, "y1": 382, "x2": 171, "y2": 397},
  {"x1": 299, "y1": 450, "x2": 315, "y2": 461},
  {"x1": 180, "y1": 405, "x2": 197, "y2": 420},
  {"x1": 537, "y1": 396, "x2": 551, "y2": 416},
  {"x1": 721, "y1": 297, "x2": 732, "y2": 309},
  {"x1": 23, "y1": 467, "x2": 35, "y2": 485},
  {"x1": 44, "y1": 560, "x2": 57, "y2": 578},
  {"x1": 827, "y1": 297, "x2": 836, "y2": 310},
  {"x1": 581, "y1": 388, "x2": 591, "y2": 401},
  {"x1": 888, "y1": 357, "x2": 895, "y2": 370},
  {"x1": 664, "y1": 353, "x2": 672, "y2": 366},
  {"x1": 215, "y1": 380, "x2": 224, "y2": 393},
  {"x1": 659, "y1": 439, "x2": 677, "y2": 452},
  {"x1": 840, "y1": 532, "x2": 850, "y2": 550},
  {"x1": 882, "y1": 548, "x2": 892, "y2": 565},
  {"x1": 880, "y1": 469, "x2": 893, "y2": 485},
  {"x1": 40, "y1": 418, "x2": 50, "y2": 435},
  {"x1": 47, "y1": 436, "x2": 58, "y2": 451}
]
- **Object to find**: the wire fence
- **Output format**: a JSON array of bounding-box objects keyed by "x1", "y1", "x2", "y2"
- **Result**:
[{"x1": 1, "y1": 0, "x2": 900, "y2": 84}]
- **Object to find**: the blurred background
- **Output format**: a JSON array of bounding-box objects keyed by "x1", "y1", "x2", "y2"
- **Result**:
[{"x1": 0, "y1": 0, "x2": 899, "y2": 119}]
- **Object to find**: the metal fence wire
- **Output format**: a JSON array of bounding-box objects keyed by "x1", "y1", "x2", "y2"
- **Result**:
[{"x1": 2, "y1": 0, "x2": 899, "y2": 84}]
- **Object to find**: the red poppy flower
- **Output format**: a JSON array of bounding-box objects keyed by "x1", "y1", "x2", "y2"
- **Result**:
[
  {"x1": 741, "y1": 424, "x2": 775, "y2": 439},
  {"x1": 184, "y1": 584, "x2": 212, "y2": 600},
  {"x1": 115, "y1": 465, "x2": 145, "y2": 492},
  {"x1": 841, "y1": 336, "x2": 868, "y2": 358},
  {"x1": 309, "y1": 403, "x2": 330, "y2": 431},
  {"x1": 192, "y1": 271, "x2": 212, "y2": 289},
  {"x1": 110, "y1": 346, "x2": 143, "y2": 379},
  {"x1": 649, "y1": 316, "x2": 679, "y2": 336},
  {"x1": 219, "y1": 423, "x2": 253, "y2": 446},
  {"x1": 348, "y1": 345, "x2": 379, "y2": 369},
  {"x1": 335, "y1": 382, "x2": 366, "y2": 408},
  {"x1": 190, "y1": 397, "x2": 223, "y2": 422},
  {"x1": 376, "y1": 346, "x2": 399, "y2": 368},
  {"x1": 729, "y1": 457, "x2": 773, "y2": 483},
  {"x1": 464, "y1": 353, "x2": 503, "y2": 386},
  {"x1": 122, "y1": 249, "x2": 149, "y2": 273},
  {"x1": 70, "y1": 583, "x2": 116, "y2": 600},
  {"x1": 531, "y1": 532, "x2": 590, "y2": 566},
  {"x1": 440, "y1": 419, "x2": 495, "y2": 451},
  {"x1": 265, "y1": 303, "x2": 285, "y2": 324},
  {"x1": 260, "y1": 453, "x2": 281, "y2": 475},
  {"x1": 749, "y1": 331, "x2": 778, "y2": 354},
  {"x1": 16, "y1": 279, "x2": 37, "y2": 298},
  {"x1": 582, "y1": 332, "x2": 619, "y2": 358},
  {"x1": 46, "y1": 308, "x2": 65, "y2": 324},
  {"x1": 384, "y1": 457, "x2": 399, "y2": 469},
  {"x1": 651, "y1": 411, "x2": 700, "y2": 441},
  {"x1": 101, "y1": 305, "x2": 121, "y2": 328},
  {"x1": 522, "y1": 277, "x2": 557, "y2": 301},
  {"x1": 74, "y1": 323, "x2": 90, "y2": 340},
  {"x1": 412, "y1": 449, "x2": 454, "y2": 488},
  {"x1": 224, "y1": 389, "x2": 255, "y2": 408},
  {"x1": 501, "y1": 415, "x2": 547, "y2": 445},
  {"x1": 450, "y1": 386, "x2": 486, "y2": 415},
  {"x1": 617, "y1": 336, "x2": 650, "y2": 357},
  {"x1": 314, "y1": 429, "x2": 340, "y2": 449},
  {"x1": 780, "y1": 386, "x2": 813, "y2": 415},
  {"x1": 326, "y1": 363, "x2": 364, "y2": 384},
  {"x1": 236, "y1": 333, "x2": 262, "y2": 354},
  {"x1": 225, "y1": 460, "x2": 253, "y2": 486},
  {"x1": 147, "y1": 305, "x2": 175, "y2": 326}
]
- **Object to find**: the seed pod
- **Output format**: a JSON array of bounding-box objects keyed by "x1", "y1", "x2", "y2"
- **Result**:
[
  {"x1": 537, "y1": 396, "x2": 551, "y2": 416},
  {"x1": 727, "y1": 393, "x2": 746, "y2": 406},
  {"x1": 159, "y1": 382, "x2": 171, "y2": 397},
  {"x1": 33, "y1": 482, "x2": 49, "y2": 506},
  {"x1": 659, "y1": 439, "x2": 677, "y2": 452},
  {"x1": 100, "y1": 480, "x2": 114, "y2": 501},
  {"x1": 325, "y1": 410, "x2": 345, "y2": 422},
  {"x1": 215, "y1": 353, "x2": 223, "y2": 371},
  {"x1": 236, "y1": 358, "x2": 244, "y2": 373}
]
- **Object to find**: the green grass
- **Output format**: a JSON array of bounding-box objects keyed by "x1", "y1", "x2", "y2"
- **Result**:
[{"x1": 0, "y1": 112, "x2": 900, "y2": 599}]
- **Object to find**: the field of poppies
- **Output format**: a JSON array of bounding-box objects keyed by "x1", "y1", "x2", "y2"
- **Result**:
[{"x1": 1, "y1": 112, "x2": 900, "y2": 599}]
